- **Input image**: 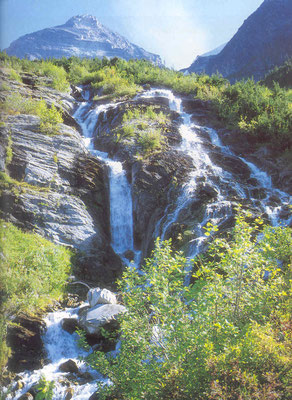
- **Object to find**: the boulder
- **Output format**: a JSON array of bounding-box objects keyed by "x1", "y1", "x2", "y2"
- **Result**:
[
  {"x1": 87, "y1": 288, "x2": 117, "y2": 307},
  {"x1": 61, "y1": 318, "x2": 78, "y2": 334},
  {"x1": 59, "y1": 359, "x2": 79, "y2": 374},
  {"x1": 78, "y1": 304, "x2": 127, "y2": 336}
]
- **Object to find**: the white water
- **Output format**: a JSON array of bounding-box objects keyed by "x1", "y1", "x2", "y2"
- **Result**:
[
  {"x1": 139, "y1": 88, "x2": 291, "y2": 261},
  {"x1": 6, "y1": 308, "x2": 110, "y2": 400},
  {"x1": 74, "y1": 100, "x2": 136, "y2": 257}
]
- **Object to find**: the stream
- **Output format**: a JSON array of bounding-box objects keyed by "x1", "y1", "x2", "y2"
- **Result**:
[{"x1": 7, "y1": 88, "x2": 291, "y2": 399}]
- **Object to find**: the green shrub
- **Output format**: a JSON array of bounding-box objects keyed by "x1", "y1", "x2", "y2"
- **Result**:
[
  {"x1": 114, "y1": 106, "x2": 167, "y2": 155},
  {"x1": 1, "y1": 94, "x2": 63, "y2": 135},
  {"x1": 35, "y1": 376, "x2": 55, "y2": 400},
  {"x1": 137, "y1": 129, "x2": 164, "y2": 155},
  {"x1": 37, "y1": 100, "x2": 63, "y2": 135},
  {"x1": 8, "y1": 69, "x2": 22, "y2": 82},
  {"x1": 86, "y1": 212, "x2": 291, "y2": 399},
  {"x1": 39, "y1": 62, "x2": 70, "y2": 92},
  {"x1": 1, "y1": 92, "x2": 40, "y2": 115}
]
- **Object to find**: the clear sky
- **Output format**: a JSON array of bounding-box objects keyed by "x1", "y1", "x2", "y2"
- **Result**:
[{"x1": 0, "y1": 0, "x2": 263, "y2": 69}]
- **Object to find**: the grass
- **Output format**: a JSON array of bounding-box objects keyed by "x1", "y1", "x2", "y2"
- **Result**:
[
  {"x1": 1, "y1": 93, "x2": 63, "y2": 135},
  {"x1": 0, "y1": 220, "x2": 72, "y2": 370}
]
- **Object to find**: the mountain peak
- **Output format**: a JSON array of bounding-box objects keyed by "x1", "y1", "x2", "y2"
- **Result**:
[{"x1": 65, "y1": 15, "x2": 102, "y2": 29}]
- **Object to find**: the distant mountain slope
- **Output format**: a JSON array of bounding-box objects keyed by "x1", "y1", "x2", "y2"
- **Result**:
[
  {"x1": 185, "y1": 0, "x2": 292, "y2": 81},
  {"x1": 261, "y1": 58, "x2": 292, "y2": 88},
  {"x1": 4, "y1": 15, "x2": 163, "y2": 65}
]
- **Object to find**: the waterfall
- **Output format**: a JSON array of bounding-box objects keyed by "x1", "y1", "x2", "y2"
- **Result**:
[
  {"x1": 74, "y1": 100, "x2": 135, "y2": 257},
  {"x1": 138, "y1": 88, "x2": 291, "y2": 261}
]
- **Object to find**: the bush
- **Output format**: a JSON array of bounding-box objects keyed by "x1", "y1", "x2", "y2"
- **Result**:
[
  {"x1": 137, "y1": 129, "x2": 164, "y2": 155},
  {"x1": 1, "y1": 93, "x2": 63, "y2": 135},
  {"x1": 86, "y1": 212, "x2": 291, "y2": 399},
  {"x1": 37, "y1": 100, "x2": 63, "y2": 135},
  {"x1": 38, "y1": 62, "x2": 70, "y2": 92},
  {"x1": 8, "y1": 69, "x2": 22, "y2": 82}
]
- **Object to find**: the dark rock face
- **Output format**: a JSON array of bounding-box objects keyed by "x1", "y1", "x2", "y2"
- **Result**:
[
  {"x1": 5, "y1": 15, "x2": 162, "y2": 66},
  {"x1": 6, "y1": 313, "x2": 46, "y2": 373},
  {"x1": 187, "y1": 0, "x2": 292, "y2": 81},
  {"x1": 132, "y1": 151, "x2": 193, "y2": 257}
]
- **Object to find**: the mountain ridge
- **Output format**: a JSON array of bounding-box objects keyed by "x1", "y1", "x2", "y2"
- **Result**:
[
  {"x1": 185, "y1": 0, "x2": 292, "y2": 81},
  {"x1": 4, "y1": 14, "x2": 163, "y2": 65}
]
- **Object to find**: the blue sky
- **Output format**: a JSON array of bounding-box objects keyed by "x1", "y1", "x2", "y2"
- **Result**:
[{"x1": 0, "y1": 0, "x2": 263, "y2": 69}]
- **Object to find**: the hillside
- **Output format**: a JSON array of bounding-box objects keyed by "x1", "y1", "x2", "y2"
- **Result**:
[
  {"x1": 186, "y1": 0, "x2": 292, "y2": 81},
  {"x1": 0, "y1": 54, "x2": 291, "y2": 400}
]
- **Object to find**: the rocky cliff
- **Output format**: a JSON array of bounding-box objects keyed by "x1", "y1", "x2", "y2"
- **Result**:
[
  {"x1": 4, "y1": 15, "x2": 163, "y2": 66},
  {"x1": 0, "y1": 71, "x2": 121, "y2": 286},
  {"x1": 186, "y1": 0, "x2": 292, "y2": 81}
]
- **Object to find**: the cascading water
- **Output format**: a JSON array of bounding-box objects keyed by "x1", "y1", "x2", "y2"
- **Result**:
[
  {"x1": 6, "y1": 308, "x2": 110, "y2": 400},
  {"x1": 139, "y1": 88, "x2": 291, "y2": 261},
  {"x1": 7, "y1": 87, "x2": 291, "y2": 399},
  {"x1": 74, "y1": 99, "x2": 136, "y2": 259}
]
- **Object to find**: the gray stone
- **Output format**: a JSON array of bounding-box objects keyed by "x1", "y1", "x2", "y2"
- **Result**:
[
  {"x1": 87, "y1": 288, "x2": 117, "y2": 307},
  {"x1": 78, "y1": 304, "x2": 127, "y2": 335}
]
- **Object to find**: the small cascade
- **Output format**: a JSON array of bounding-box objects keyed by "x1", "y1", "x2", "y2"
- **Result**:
[{"x1": 6, "y1": 308, "x2": 109, "y2": 400}]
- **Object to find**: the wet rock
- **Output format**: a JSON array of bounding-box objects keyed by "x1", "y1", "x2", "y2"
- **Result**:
[
  {"x1": 59, "y1": 359, "x2": 79, "y2": 374},
  {"x1": 61, "y1": 318, "x2": 78, "y2": 334},
  {"x1": 16, "y1": 380, "x2": 25, "y2": 390},
  {"x1": 78, "y1": 304, "x2": 127, "y2": 336},
  {"x1": 250, "y1": 187, "x2": 267, "y2": 200},
  {"x1": 87, "y1": 288, "x2": 117, "y2": 307},
  {"x1": 0, "y1": 75, "x2": 123, "y2": 286},
  {"x1": 132, "y1": 150, "x2": 193, "y2": 257},
  {"x1": 65, "y1": 387, "x2": 75, "y2": 400},
  {"x1": 19, "y1": 393, "x2": 34, "y2": 400},
  {"x1": 7, "y1": 313, "x2": 46, "y2": 373},
  {"x1": 88, "y1": 392, "x2": 99, "y2": 400},
  {"x1": 124, "y1": 249, "x2": 135, "y2": 261},
  {"x1": 209, "y1": 151, "x2": 251, "y2": 180},
  {"x1": 77, "y1": 371, "x2": 93, "y2": 383},
  {"x1": 196, "y1": 184, "x2": 218, "y2": 200}
]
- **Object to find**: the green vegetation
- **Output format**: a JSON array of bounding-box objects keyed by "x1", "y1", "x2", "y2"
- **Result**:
[
  {"x1": 5, "y1": 134, "x2": 13, "y2": 166},
  {"x1": 35, "y1": 376, "x2": 55, "y2": 400},
  {"x1": 0, "y1": 221, "x2": 72, "y2": 369},
  {"x1": 114, "y1": 106, "x2": 168, "y2": 156},
  {"x1": 262, "y1": 58, "x2": 292, "y2": 89},
  {"x1": 85, "y1": 211, "x2": 291, "y2": 400},
  {"x1": 1, "y1": 93, "x2": 63, "y2": 135},
  {"x1": 215, "y1": 80, "x2": 292, "y2": 148},
  {"x1": 1, "y1": 52, "x2": 291, "y2": 151},
  {"x1": 8, "y1": 69, "x2": 22, "y2": 83}
]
